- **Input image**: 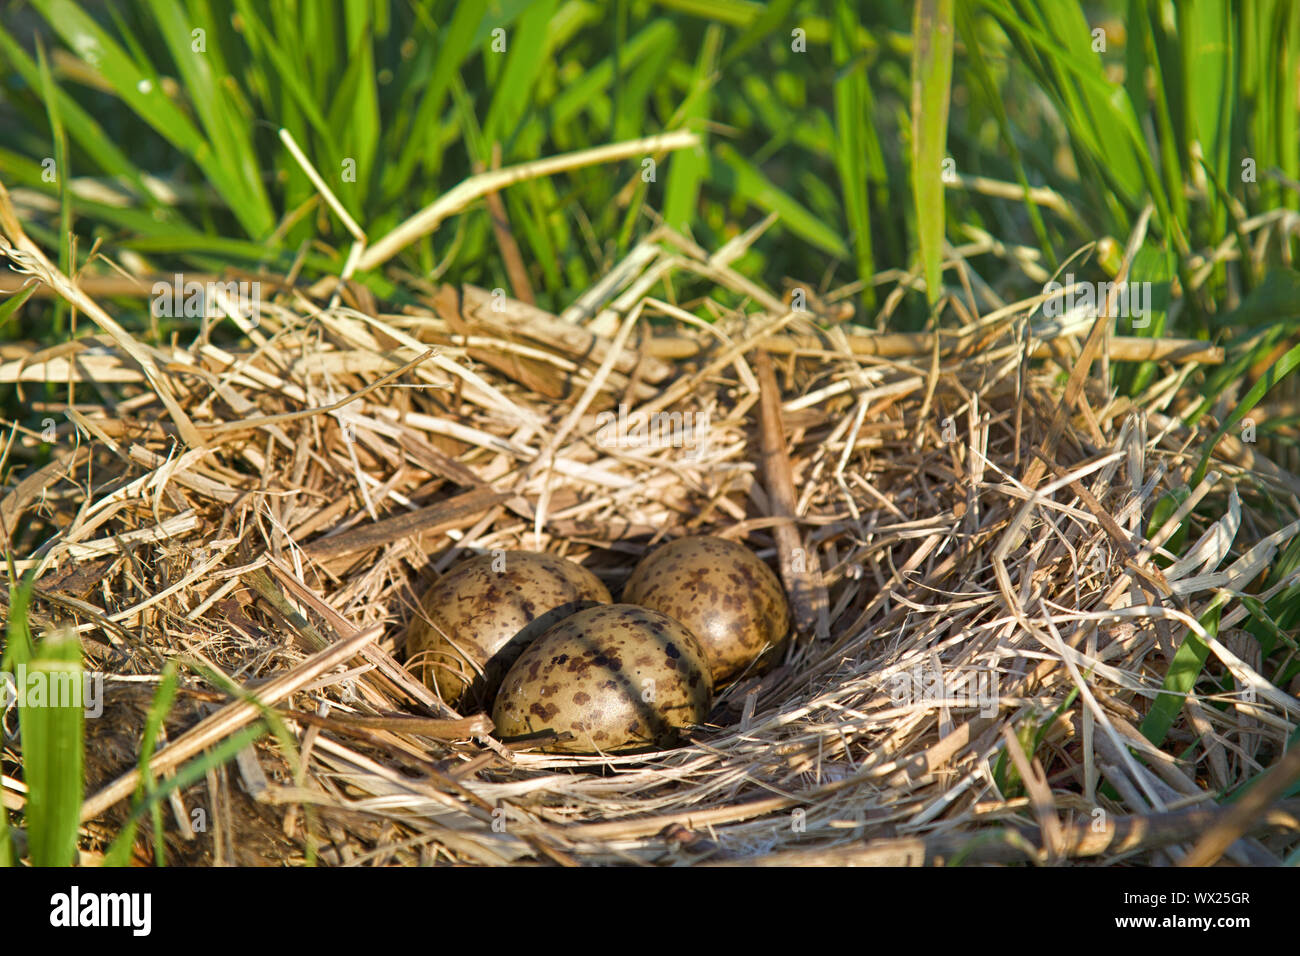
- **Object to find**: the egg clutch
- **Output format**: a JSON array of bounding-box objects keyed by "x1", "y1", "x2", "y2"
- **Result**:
[{"x1": 405, "y1": 538, "x2": 792, "y2": 753}]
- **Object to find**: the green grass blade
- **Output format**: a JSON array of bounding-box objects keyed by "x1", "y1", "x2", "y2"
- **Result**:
[
  {"x1": 911, "y1": 0, "x2": 955, "y2": 306},
  {"x1": 663, "y1": 24, "x2": 719, "y2": 235},
  {"x1": 832, "y1": 0, "x2": 877, "y2": 310},
  {"x1": 1016, "y1": 0, "x2": 1144, "y2": 202},
  {"x1": 326, "y1": 26, "x2": 381, "y2": 217},
  {"x1": 34, "y1": 36, "x2": 71, "y2": 338},
  {"x1": 979, "y1": 0, "x2": 1178, "y2": 248},
  {"x1": 1209, "y1": 269, "x2": 1300, "y2": 331},
  {"x1": 718, "y1": 0, "x2": 799, "y2": 71},
  {"x1": 1193, "y1": 336, "x2": 1300, "y2": 486},
  {"x1": 1140, "y1": 603, "x2": 1221, "y2": 747},
  {"x1": 144, "y1": 0, "x2": 274, "y2": 232},
  {"x1": 102, "y1": 723, "x2": 268, "y2": 866},
  {"x1": 611, "y1": 19, "x2": 676, "y2": 147},
  {"x1": 482, "y1": 0, "x2": 558, "y2": 151},
  {"x1": 102, "y1": 662, "x2": 178, "y2": 867},
  {"x1": 339, "y1": 0, "x2": 381, "y2": 210},
  {"x1": 550, "y1": 19, "x2": 677, "y2": 130},
  {"x1": 102, "y1": 654, "x2": 310, "y2": 866},
  {"x1": 957, "y1": 3, "x2": 1057, "y2": 265},
  {"x1": 386, "y1": 1, "x2": 487, "y2": 200},
  {"x1": 14, "y1": 609, "x2": 85, "y2": 867},
  {"x1": 1114, "y1": 244, "x2": 1174, "y2": 396},
  {"x1": 0, "y1": 282, "x2": 36, "y2": 337},
  {"x1": 0, "y1": 775, "x2": 10, "y2": 866},
  {"x1": 0, "y1": 563, "x2": 37, "y2": 867},
  {"x1": 31, "y1": 0, "x2": 272, "y2": 237},
  {"x1": 713, "y1": 142, "x2": 849, "y2": 258},
  {"x1": 1179, "y1": 0, "x2": 1234, "y2": 241},
  {"x1": 1126, "y1": 0, "x2": 1188, "y2": 238},
  {"x1": 653, "y1": 0, "x2": 869, "y2": 48},
  {"x1": 230, "y1": 0, "x2": 332, "y2": 141},
  {"x1": 0, "y1": 20, "x2": 157, "y2": 199}
]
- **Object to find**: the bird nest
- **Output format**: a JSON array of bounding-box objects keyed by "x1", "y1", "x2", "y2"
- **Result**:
[{"x1": 2, "y1": 192, "x2": 1299, "y2": 867}]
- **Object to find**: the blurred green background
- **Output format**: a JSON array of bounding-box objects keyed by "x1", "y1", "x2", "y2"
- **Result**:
[
  {"x1": 0, "y1": 0, "x2": 1297, "y2": 414},
  {"x1": 1, "y1": 2, "x2": 1294, "y2": 306}
]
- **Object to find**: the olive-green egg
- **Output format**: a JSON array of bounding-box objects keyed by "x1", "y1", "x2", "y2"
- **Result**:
[
  {"x1": 491, "y1": 604, "x2": 713, "y2": 754},
  {"x1": 405, "y1": 551, "x2": 611, "y2": 709},
  {"x1": 622, "y1": 536, "x2": 791, "y2": 686}
]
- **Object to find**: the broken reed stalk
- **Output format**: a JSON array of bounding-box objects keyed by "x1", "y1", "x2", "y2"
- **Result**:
[
  {"x1": 353, "y1": 130, "x2": 700, "y2": 274},
  {"x1": 754, "y1": 349, "x2": 829, "y2": 638}
]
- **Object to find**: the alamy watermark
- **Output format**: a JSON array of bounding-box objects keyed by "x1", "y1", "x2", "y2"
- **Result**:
[
  {"x1": 1041, "y1": 273, "x2": 1151, "y2": 326},
  {"x1": 594, "y1": 404, "x2": 711, "y2": 454},
  {"x1": 0, "y1": 664, "x2": 103, "y2": 719},
  {"x1": 887, "y1": 661, "x2": 1000, "y2": 718},
  {"x1": 50, "y1": 886, "x2": 150, "y2": 936},
  {"x1": 151, "y1": 273, "x2": 261, "y2": 322}
]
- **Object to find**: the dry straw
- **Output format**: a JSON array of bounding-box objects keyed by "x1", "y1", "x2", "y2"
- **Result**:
[{"x1": 1, "y1": 177, "x2": 1297, "y2": 867}]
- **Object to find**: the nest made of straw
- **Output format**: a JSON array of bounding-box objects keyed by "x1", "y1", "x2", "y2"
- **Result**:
[{"x1": 2, "y1": 207, "x2": 1299, "y2": 867}]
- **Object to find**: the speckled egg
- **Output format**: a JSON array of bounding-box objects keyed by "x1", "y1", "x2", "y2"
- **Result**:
[
  {"x1": 622, "y1": 535, "x2": 792, "y2": 686},
  {"x1": 405, "y1": 550, "x2": 611, "y2": 709},
  {"x1": 491, "y1": 604, "x2": 713, "y2": 754}
]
